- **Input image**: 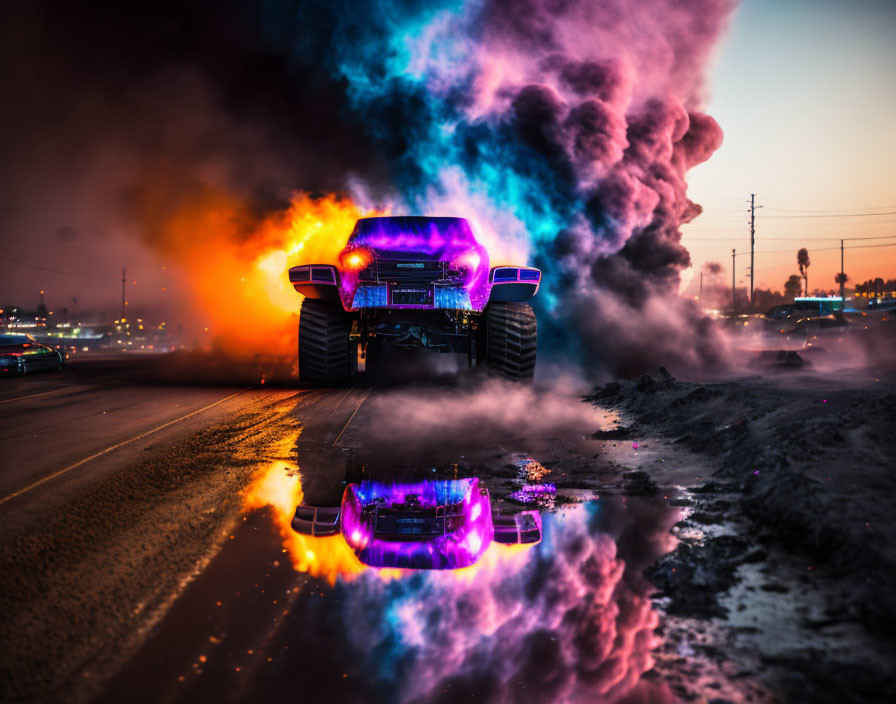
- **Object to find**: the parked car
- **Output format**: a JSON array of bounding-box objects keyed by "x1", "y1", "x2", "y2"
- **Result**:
[
  {"x1": 781, "y1": 313, "x2": 850, "y2": 340},
  {"x1": 0, "y1": 334, "x2": 64, "y2": 375}
]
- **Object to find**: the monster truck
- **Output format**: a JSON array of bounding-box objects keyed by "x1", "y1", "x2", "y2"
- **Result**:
[
  {"x1": 288, "y1": 216, "x2": 539, "y2": 383},
  {"x1": 291, "y1": 478, "x2": 542, "y2": 570}
]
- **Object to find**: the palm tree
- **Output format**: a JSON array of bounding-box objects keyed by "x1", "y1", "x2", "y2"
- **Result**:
[
  {"x1": 835, "y1": 272, "x2": 848, "y2": 301},
  {"x1": 784, "y1": 274, "x2": 802, "y2": 299},
  {"x1": 797, "y1": 248, "x2": 811, "y2": 296}
]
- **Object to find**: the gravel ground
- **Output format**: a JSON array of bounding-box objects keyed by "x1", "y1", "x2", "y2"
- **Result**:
[{"x1": 587, "y1": 364, "x2": 896, "y2": 702}]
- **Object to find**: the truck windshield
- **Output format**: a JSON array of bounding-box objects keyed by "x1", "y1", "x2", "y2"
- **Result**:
[{"x1": 348, "y1": 216, "x2": 477, "y2": 249}]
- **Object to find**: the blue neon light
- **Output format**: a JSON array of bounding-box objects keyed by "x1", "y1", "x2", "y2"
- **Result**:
[
  {"x1": 352, "y1": 285, "x2": 389, "y2": 307},
  {"x1": 433, "y1": 287, "x2": 472, "y2": 310}
]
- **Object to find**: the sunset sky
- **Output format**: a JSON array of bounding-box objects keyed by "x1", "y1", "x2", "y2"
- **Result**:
[
  {"x1": 682, "y1": 0, "x2": 896, "y2": 294},
  {"x1": 1, "y1": 0, "x2": 894, "y2": 318}
]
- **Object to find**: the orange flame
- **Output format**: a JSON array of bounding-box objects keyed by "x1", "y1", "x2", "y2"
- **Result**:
[{"x1": 145, "y1": 189, "x2": 385, "y2": 359}]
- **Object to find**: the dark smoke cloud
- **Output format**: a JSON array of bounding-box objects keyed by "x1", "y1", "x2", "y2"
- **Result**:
[
  {"x1": 0, "y1": 0, "x2": 736, "y2": 376},
  {"x1": 0, "y1": 1, "x2": 386, "y2": 316}
]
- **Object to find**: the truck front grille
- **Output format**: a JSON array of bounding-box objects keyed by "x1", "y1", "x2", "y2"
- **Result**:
[
  {"x1": 391, "y1": 288, "x2": 433, "y2": 306},
  {"x1": 371, "y1": 260, "x2": 444, "y2": 285}
]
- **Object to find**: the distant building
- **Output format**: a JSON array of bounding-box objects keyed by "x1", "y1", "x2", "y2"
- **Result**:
[
  {"x1": 792, "y1": 296, "x2": 844, "y2": 315},
  {"x1": 853, "y1": 278, "x2": 896, "y2": 302}
]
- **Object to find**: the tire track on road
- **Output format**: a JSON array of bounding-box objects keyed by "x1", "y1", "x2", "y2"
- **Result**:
[{"x1": 0, "y1": 386, "x2": 255, "y2": 506}]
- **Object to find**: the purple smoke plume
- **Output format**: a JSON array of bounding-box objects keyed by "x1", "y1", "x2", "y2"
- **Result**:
[{"x1": 0, "y1": 0, "x2": 737, "y2": 376}]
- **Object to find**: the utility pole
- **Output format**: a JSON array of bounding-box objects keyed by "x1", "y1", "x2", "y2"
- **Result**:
[
  {"x1": 121, "y1": 266, "x2": 126, "y2": 322},
  {"x1": 731, "y1": 249, "x2": 736, "y2": 310},
  {"x1": 748, "y1": 194, "x2": 757, "y2": 306},
  {"x1": 840, "y1": 239, "x2": 845, "y2": 304}
]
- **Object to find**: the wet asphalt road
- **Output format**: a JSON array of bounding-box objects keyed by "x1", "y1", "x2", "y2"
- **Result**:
[
  {"x1": 0, "y1": 363, "x2": 255, "y2": 515},
  {"x1": 0, "y1": 355, "x2": 302, "y2": 702},
  {"x1": 3, "y1": 353, "x2": 662, "y2": 704},
  {"x1": 0, "y1": 354, "x2": 766, "y2": 703},
  {"x1": 4, "y1": 354, "x2": 894, "y2": 703}
]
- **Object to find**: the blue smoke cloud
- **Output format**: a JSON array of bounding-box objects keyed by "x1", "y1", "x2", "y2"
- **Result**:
[{"x1": 256, "y1": 0, "x2": 735, "y2": 375}]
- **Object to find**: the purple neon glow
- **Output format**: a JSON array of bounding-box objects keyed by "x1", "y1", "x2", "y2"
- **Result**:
[
  {"x1": 337, "y1": 216, "x2": 491, "y2": 311},
  {"x1": 339, "y1": 478, "x2": 493, "y2": 570},
  {"x1": 520, "y1": 483, "x2": 557, "y2": 494},
  {"x1": 507, "y1": 484, "x2": 557, "y2": 508}
]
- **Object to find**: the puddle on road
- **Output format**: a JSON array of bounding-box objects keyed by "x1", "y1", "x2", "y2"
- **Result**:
[{"x1": 101, "y1": 448, "x2": 692, "y2": 704}]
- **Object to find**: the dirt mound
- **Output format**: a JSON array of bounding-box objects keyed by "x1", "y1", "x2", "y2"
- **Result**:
[{"x1": 588, "y1": 369, "x2": 896, "y2": 636}]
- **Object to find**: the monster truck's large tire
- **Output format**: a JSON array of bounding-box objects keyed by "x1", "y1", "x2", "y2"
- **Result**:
[
  {"x1": 298, "y1": 299, "x2": 356, "y2": 384},
  {"x1": 483, "y1": 302, "x2": 537, "y2": 381}
]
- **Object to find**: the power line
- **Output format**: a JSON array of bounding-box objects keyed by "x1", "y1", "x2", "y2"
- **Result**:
[
  {"x1": 702, "y1": 200, "x2": 896, "y2": 209},
  {"x1": 683, "y1": 234, "x2": 896, "y2": 242},
  {"x1": 732, "y1": 241, "x2": 896, "y2": 257},
  {"x1": 744, "y1": 197, "x2": 896, "y2": 208},
  {"x1": 693, "y1": 216, "x2": 896, "y2": 224},
  {"x1": 685, "y1": 221, "x2": 896, "y2": 232},
  {"x1": 759, "y1": 234, "x2": 896, "y2": 241},
  {"x1": 0, "y1": 255, "x2": 121, "y2": 281},
  {"x1": 760, "y1": 210, "x2": 896, "y2": 219},
  {"x1": 798, "y1": 242, "x2": 896, "y2": 251},
  {"x1": 763, "y1": 205, "x2": 896, "y2": 214}
]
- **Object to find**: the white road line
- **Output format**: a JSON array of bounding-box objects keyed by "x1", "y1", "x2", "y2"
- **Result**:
[
  {"x1": 332, "y1": 388, "x2": 374, "y2": 447},
  {"x1": 0, "y1": 386, "x2": 254, "y2": 506},
  {"x1": 0, "y1": 388, "x2": 71, "y2": 405}
]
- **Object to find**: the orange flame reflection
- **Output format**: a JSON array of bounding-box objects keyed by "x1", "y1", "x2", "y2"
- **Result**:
[{"x1": 243, "y1": 459, "x2": 368, "y2": 584}]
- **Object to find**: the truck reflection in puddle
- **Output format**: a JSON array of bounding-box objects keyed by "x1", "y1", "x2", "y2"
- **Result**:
[
  {"x1": 102, "y1": 455, "x2": 680, "y2": 703},
  {"x1": 292, "y1": 478, "x2": 541, "y2": 570},
  {"x1": 275, "y1": 487, "x2": 666, "y2": 703},
  {"x1": 241, "y1": 458, "x2": 673, "y2": 701}
]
